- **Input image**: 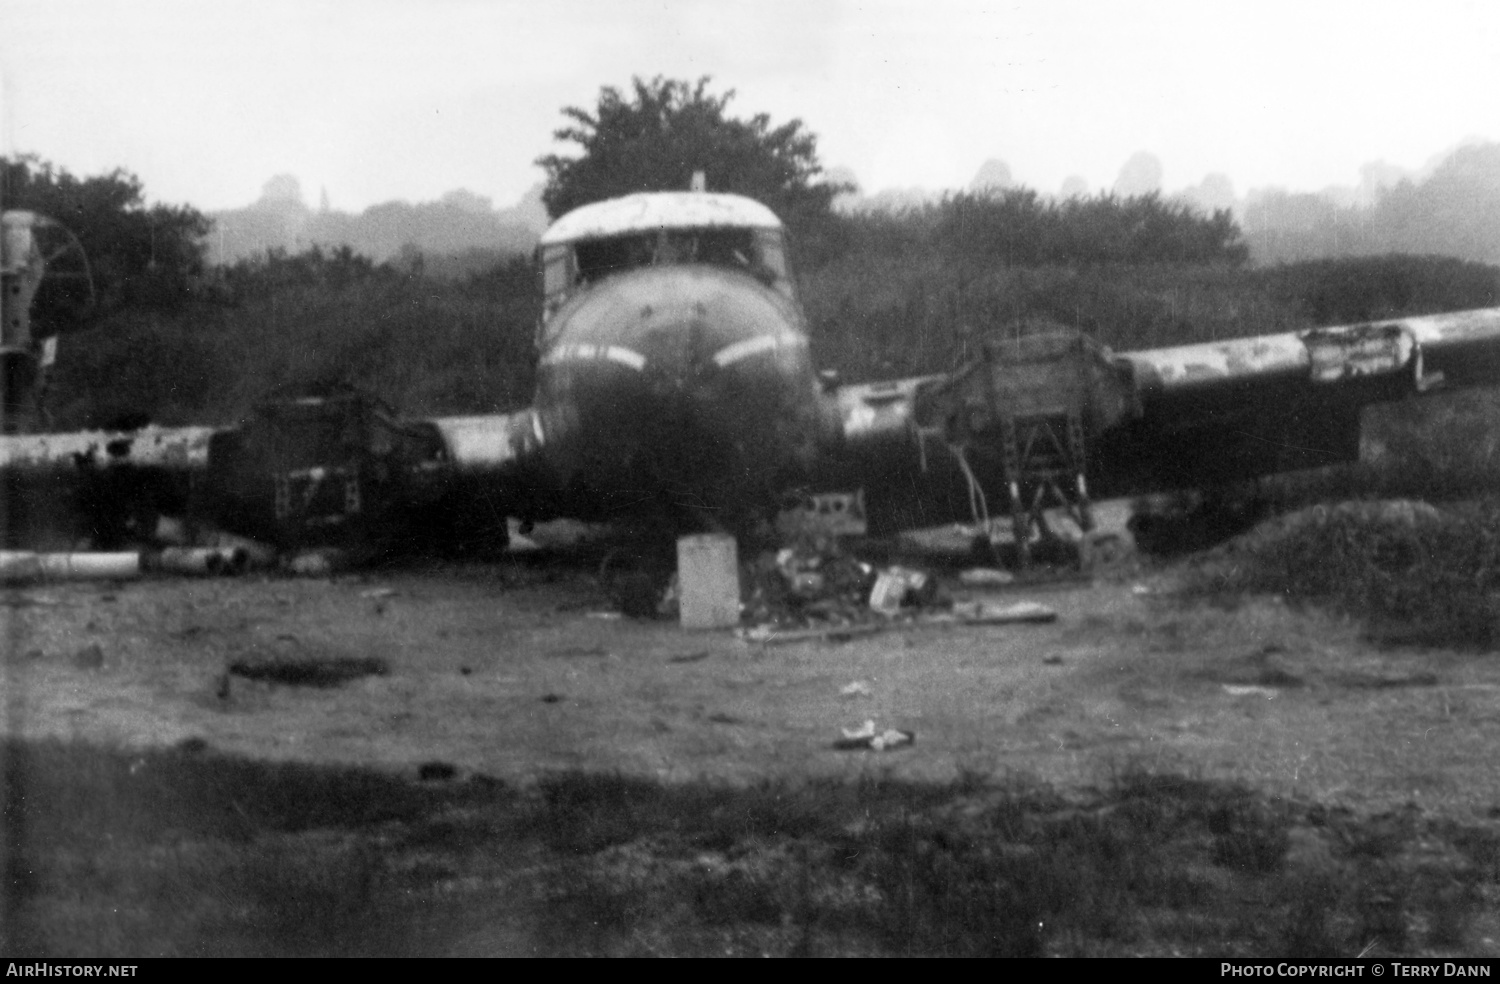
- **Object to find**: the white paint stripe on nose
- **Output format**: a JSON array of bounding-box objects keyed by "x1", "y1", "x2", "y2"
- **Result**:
[
  {"x1": 602, "y1": 345, "x2": 647, "y2": 371},
  {"x1": 540, "y1": 343, "x2": 648, "y2": 371},
  {"x1": 712, "y1": 333, "x2": 808, "y2": 368}
]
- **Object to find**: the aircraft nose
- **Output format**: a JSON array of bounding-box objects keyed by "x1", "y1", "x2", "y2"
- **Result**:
[
  {"x1": 635, "y1": 294, "x2": 805, "y2": 369},
  {"x1": 640, "y1": 309, "x2": 709, "y2": 394},
  {"x1": 634, "y1": 315, "x2": 813, "y2": 426},
  {"x1": 533, "y1": 268, "x2": 825, "y2": 517}
]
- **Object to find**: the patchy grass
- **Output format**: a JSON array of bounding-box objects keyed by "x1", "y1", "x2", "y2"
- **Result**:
[{"x1": 3, "y1": 739, "x2": 1497, "y2": 956}]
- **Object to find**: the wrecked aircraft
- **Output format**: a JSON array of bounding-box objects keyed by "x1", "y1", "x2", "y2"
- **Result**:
[{"x1": 4, "y1": 194, "x2": 1500, "y2": 567}]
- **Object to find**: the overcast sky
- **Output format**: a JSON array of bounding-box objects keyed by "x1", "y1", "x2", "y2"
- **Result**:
[{"x1": 3, "y1": 0, "x2": 1499, "y2": 213}]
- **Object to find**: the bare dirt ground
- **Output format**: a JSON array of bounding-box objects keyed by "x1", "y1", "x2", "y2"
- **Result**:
[
  {"x1": 8, "y1": 539, "x2": 1500, "y2": 956},
  {"x1": 5, "y1": 551, "x2": 1498, "y2": 820}
]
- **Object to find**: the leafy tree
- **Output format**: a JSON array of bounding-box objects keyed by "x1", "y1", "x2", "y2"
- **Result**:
[
  {"x1": 535, "y1": 76, "x2": 848, "y2": 236},
  {"x1": 1, "y1": 154, "x2": 211, "y2": 332}
]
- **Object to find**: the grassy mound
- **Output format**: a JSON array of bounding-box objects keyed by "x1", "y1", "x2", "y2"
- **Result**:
[{"x1": 1179, "y1": 499, "x2": 1500, "y2": 648}]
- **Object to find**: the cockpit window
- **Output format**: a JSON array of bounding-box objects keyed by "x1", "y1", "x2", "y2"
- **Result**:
[{"x1": 574, "y1": 234, "x2": 654, "y2": 283}]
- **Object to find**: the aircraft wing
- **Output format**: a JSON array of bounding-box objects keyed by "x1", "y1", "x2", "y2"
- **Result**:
[
  {"x1": 0, "y1": 395, "x2": 552, "y2": 552},
  {"x1": 0, "y1": 425, "x2": 217, "y2": 547},
  {"x1": 826, "y1": 307, "x2": 1500, "y2": 533},
  {"x1": 1103, "y1": 307, "x2": 1500, "y2": 492},
  {"x1": 201, "y1": 402, "x2": 555, "y2": 549}
]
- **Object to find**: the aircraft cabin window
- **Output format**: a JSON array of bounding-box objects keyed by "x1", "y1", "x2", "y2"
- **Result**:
[
  {"x1": 751, "y1": 229, "x2": 791, "y2": 293},
  {"x1": 539, "y1": 245, "x2": 576, "y2": 334},
  {"x1": 542, "y1": 247, "x2": 572, "y2": 298}
]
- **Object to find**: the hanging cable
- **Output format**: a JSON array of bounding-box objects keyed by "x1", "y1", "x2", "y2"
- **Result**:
[{"x1": 948, "y1": 442, "x2": 993, "y2": 541}]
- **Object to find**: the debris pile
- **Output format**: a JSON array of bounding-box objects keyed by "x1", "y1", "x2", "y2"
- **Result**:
[
  {"x1": 740, "y1": 536, "x2": 892, "y2": 630},
  {"x1": 731, "y1": 534, "x2": 1057, "y2": 642},
  {"x1": 1178, "y1": 498, "x2": 1500, "y2": 649}
]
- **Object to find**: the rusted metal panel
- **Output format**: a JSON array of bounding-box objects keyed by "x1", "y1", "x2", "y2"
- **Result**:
[
  {"x1": 540, "y1": 192, "x2": 782, "y2": 246},
  {"x1": 917, "y1": 331, "x2": 1141, "y2": 441},
  {"x1": 3, "y1": 211, "x2": 47, "y2": 350},
  {"x1": 1403, "y1": 306, "x2": 1500, "y2": 349},
  {"x1": 833, "y1": 375, "x2": 941, "y2": 443},
  {"x1": 0, "y1": 425, "x2": 215, "y2": 471},
  {"x1": 776, "y1": 489, "x2": 868, "y2": 538},
  {"x1": 1303, "y1": 323, "x2": 1414, "y2": 383},
  {"x1": 1399, "y1": 307, "x2": 1500, "y2": 387},
  {"x1": 1124, "y1": 333, "x2": 1309, "y2": 395},
  {"x1": 431, "y1": 412, "x2": 538, "y2": 472}
]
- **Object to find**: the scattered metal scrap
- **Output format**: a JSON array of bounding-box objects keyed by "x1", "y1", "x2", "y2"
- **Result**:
[
  {"x1": 0, "y1": 425, "x2": 216, "y2": 471},
  {"x1": 736, "y1": 537, "x2": 877, "y2": 629},
  {"x1": 737, "y1": 599, "x2": 1056, "y2": 645},
  {"x1": 835, "y1": 719, "x2": 915, "y2": 752},
  {"x1": 737, "y1": 622, "x2": 888, "y2": 646},
  {"x1": 732, "y1": 534, "x2": 1057, "y2": 644}
]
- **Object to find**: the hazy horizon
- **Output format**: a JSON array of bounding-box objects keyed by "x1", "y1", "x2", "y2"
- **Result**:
[{"x1": 5, "y1": 0, "x2": 1499, "y2": 215}]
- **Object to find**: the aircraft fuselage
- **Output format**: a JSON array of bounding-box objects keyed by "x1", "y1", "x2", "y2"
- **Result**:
[{"x1": 531, "y1": 240, "x2": 830, "y2": 529}]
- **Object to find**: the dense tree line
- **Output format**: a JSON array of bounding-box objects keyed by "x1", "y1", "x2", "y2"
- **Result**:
[
  {"x1": 831, "y1": 189, "x2": 1248, "y2": 269},
  {"x1": 221, "y1": 244, "x2": 386, "y2": 297},
  {"x1": 46, "y1": 249, "x2": 540, "y2": 429}
]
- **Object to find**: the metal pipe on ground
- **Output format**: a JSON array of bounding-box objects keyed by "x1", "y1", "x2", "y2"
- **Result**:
[
  {"x1": 0, "y1": 546, "x2": 257, "y2": 583},
  {"x1": 0, "y1": 551, "x2": 141, "y2": 583}
]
